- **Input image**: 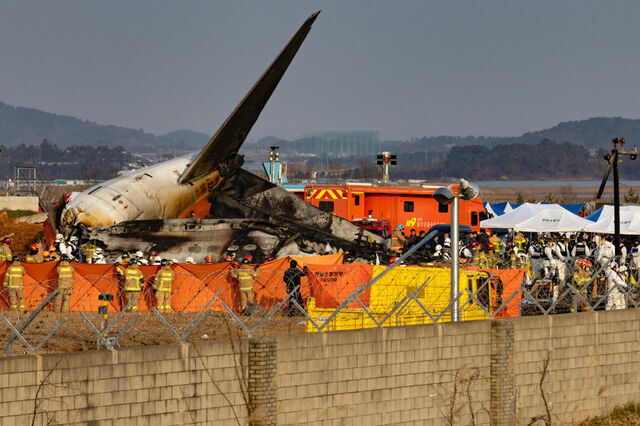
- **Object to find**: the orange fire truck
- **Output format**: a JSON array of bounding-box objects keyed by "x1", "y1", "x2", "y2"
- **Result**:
[{"x1": 303, "y1": 184, "x2": 488, "y2": 233}]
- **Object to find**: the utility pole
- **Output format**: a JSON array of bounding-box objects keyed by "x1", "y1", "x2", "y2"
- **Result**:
[{"x1": 596, "y1": 137, "x2": 638, "y2": 256}]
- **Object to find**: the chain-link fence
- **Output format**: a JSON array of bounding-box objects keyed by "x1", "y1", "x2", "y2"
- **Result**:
[{"x1": 0, "y1": 253, "x2": 637, "y2": 356}]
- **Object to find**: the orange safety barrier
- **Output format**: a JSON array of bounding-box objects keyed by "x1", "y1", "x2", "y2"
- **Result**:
[
  {"x1": 466, "y1": 267, "x2": 524, "y2": 318},
  {"x1": 306, "y1": 263, "x2": 374, "y2": 309},
  {"x1": 0, "y1": 255, "x2": 526, "y2": 317},
  {"x1": 0, "y1": 253, "x2": 345, "y2": 312}
]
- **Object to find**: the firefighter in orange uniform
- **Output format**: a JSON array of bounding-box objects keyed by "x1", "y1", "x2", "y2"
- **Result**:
[
  {"x1": 123, "y1": 259, "x2": 145, "y2": 311},
  {"x1": 153, "y1": 259, "x2": 174, "y2": 313},
  {"x1": 3, "y1": 256, "x2": 26, "y2": 311},
  {"x1": 56, "y1": 254, "x2": 75, "y2": 312}
]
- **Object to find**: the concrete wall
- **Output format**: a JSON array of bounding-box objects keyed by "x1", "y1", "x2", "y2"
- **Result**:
[
  {"x1": 1, "y1": 309, "x2": 639, "y2": 425},
  {"x1": 0, "y1": 196, "x2": 39, "y2": 212}
]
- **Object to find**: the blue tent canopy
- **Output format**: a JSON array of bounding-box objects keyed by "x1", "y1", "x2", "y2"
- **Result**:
[
  {"x1": 484, "y1": 201, "x2": 511, "y2": 216},
  {"x1": 540, "y1": 202, "x2": 585, "y2": 215},
  {"x1": 585, "y1": 207, "x2": 604, "y2": 222}
]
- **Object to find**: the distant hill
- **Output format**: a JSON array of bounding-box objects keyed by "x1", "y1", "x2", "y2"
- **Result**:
[
  {"x1": 162, "y1": 129, "x2": 210, "y2": 148},
  {"x1": 385, "y1": 117, "x2": 640, "y2": 152},
  {"x1": 0, "y1": 101, "x2": 198, "y2": 153}
]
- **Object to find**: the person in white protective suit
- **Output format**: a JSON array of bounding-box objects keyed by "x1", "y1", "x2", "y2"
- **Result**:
[
  {"x1": 630, "y1": 240, "x2": 640, "y2": 281},
  {"x1": 135, "y1": 250, "x2": 149, "y2": 265},
  {"x1": 552, "y1": 237, "x2": 570, "y2": 286},
  {"x1": 91, "y1": 247, "x2": 106, "y2": 264},
  {"x1": 543, "y1": 240, "x2": 554, "y2": 279},
  {"x1": 597, "y1": 236, "x2": 616, "y2": 268},
  {"x1": 606, "y1": 262, "x2": 627, "y2": 311},
  {"x1": 528, "y1": 238, "x2": 545, "y2": 280}
]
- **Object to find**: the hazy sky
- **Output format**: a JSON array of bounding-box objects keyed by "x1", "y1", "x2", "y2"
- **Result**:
[{"x1": 1, "y1": 1, "x2": 640, "y2": 141}]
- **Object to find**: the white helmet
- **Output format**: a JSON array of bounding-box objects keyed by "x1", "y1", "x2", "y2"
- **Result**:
[
  {"x1": 435, "y1": 244, "x2": 443, "y2": 252},
  {"x1": 94, "y1": 248, "x2": 103, "y2": 254},
  {"x1": 55, "y1": 233, "x2": 63, "y2": 241},
  {"x1": 135, "y1": 251, "x2": 144, "y2": 258},
  {"x1": 69, "y1": 236, "x2": 78, "y2": 242},
  {"x1": 185, "y1": 256, "x2": 195, "y2": 264}
]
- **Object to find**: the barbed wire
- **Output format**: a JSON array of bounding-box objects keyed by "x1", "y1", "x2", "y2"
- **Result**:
[{"x1": 0, "y1": 255, "x2": 638, "y2": 356}]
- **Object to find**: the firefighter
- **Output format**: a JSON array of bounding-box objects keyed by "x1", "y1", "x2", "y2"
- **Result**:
[
  {"x1": 390, "y1": 224, "x2": 406, "y2": 254},
  {"x1": 48, "y1": 246, "x2": 61, "y2": 261},
  {"x1": 230, "y1": 258, "x2": 257, "y2": 314},
  {"x1": 153, "y1": 259, "x2": 174, "y2": 313},
  {"x1": 513, "y1": 232, "x2": 528, "y2": 254},
  {"x1": 81, "y1": 242, "x2": 97, "y2": 263},
  {"x1": 490, "y1": 233, "x2": 503, "y2": 258},
  {"x1": 56, "y1": 254, "x2": 74, "y2": 312},
  {"x1": 487, "y1": 243, "x2": 497, "y2": 268},
  {"x1": 477, "y1": 248, "x2": 489, "y2": 269},
  {"x1": 149, "y1": 251, "x2": 162, "y2": 265},
  {"x1": 25, "y1": 244, "x2": 43, "y2": 263},
  {"x1": 123, "y1": 259, "x2": 145, "y2": 311},
  {"x1": 116, "y1": 253, "x2": 131, "y2": 279},
  {"x1": 504, "y1": 242, "x2": 518, "y2": 268},
  {"x1": 0, "y1": 237, "x2": 12, "y2": 261},
  {"x1": 3, "y1": 256, "x2": 25, "y2": 311},
  {"x1": 572, "y1": 259, "x2": 592, "y2": 312}
]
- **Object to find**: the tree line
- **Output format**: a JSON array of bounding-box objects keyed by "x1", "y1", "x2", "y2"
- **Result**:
[{"x1": 0, "y1": 140, "x2": 132, "y2": 180}]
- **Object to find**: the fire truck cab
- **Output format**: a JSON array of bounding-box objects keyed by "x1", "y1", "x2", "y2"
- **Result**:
[{"x1": 304, "y1": 184, "x2": 488, "y2": 233}]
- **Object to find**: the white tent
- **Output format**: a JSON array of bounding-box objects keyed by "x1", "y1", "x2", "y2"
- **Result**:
[
  {"x1": 484, "y1": 202, "x2": 497, "y2": 217},
  {"x1": 584, "y1": 206, "x2": 640, "y2": 235},
  {"x1": 479, "y1": 202, "x2": 592, "y2": 232}
]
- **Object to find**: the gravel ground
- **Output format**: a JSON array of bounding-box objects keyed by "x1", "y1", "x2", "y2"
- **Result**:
[{"x1": 0, "y1": 311, "x2": 307, "y2": 355}]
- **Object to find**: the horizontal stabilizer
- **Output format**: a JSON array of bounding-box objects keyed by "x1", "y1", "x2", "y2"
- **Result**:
[{"x1": 179, "y1": 11, "x2": 320, "y2": 184}]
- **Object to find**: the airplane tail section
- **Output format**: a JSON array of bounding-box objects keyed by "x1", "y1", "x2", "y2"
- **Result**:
[{"x1": 178, "y1": 11, "x2": 320, "y2": 184}]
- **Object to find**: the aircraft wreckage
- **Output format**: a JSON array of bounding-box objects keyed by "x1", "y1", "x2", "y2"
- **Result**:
[{"x1": 53, "y1": 11, "x2": 390, "y2": 262}]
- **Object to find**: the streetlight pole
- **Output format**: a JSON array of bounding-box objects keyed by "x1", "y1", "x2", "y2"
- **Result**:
[
  {"x1": 450, "y1": 196, "x2": 460, "y2": 322},
  {"x1": 434, "y1": 179, "x2": 479, "y2": 323}
]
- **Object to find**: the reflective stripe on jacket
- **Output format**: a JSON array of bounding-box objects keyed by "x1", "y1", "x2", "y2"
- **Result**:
[
  {"x1": 4, "y1": 265, "x2": 25, "y2": 288},
  {"x1": 153, "y1": 269, "x2": 174, "y2": 291},
  {"x1": 124, "y1": 268, "x2": 144, "y2": 291}
]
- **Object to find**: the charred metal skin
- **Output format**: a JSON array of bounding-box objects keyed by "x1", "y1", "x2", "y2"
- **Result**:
[
  {"x1": 87, "y1": 218, "x2": 290, "y2": 263},
  {"x1": 208, "y1": 169, "x2": 387, "y2": 250},
  {"x1": 58, "y1": 11, "x2": 321, "y2": 236}
]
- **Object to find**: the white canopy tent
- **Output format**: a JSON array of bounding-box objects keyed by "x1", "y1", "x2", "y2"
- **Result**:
[
  {"x1": 584, "y1": 206, "x2": 640, "y2": 235},
  {"x1": 479, "y1": 202, "x2": 592, "y2": 232}
]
